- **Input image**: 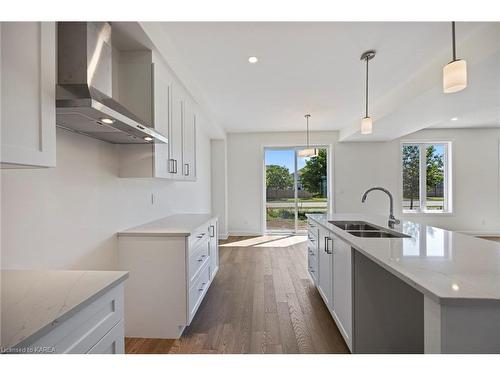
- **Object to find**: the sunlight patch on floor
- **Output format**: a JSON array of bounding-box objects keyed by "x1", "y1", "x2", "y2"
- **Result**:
[
  {"x1": 219, "y1": 235, "x2": 289, "y2": 247},
  {"x1": 254, "y1": 235, "x2": 307, "y2": 248}
]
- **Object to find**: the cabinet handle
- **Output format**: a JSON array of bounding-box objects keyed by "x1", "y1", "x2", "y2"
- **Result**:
[
  {"x1": 209, "y1": 225, "x2": 215, "y2": 238},
  {"x1": 197, "y1": 233, "x2": 205, "y2": 239},
  {"x1": 308, "y1": 235, "x2": 315, "y2": 242},
  {"x1": 168, "y1": 159, "x2": 175, "y2": 173},
  {"x1": 174, "y1": 159, "x2": 178, "y2": 174},
  {"x1": 324, "y1": 237, "x2": 333, "y2": 254},
  {"x1": 184, "y1": 163, "x2": 190, "y2": 176},
  {"x1": 198, "y1": 282, "x2": 207, "y2": 292}
]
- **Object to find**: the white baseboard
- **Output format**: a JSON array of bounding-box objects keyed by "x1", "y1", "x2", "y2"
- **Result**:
[
  {"x1": 228, "y1": 231, "x2": 263, "y2": 237},
  {"x1": 218, "y1": 232, "x2": 229, "y2": 240},
  {"x1": 459, "y1": 231, "x2": 500, "y2": 237}
]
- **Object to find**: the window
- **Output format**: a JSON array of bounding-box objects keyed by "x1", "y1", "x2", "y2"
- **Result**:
[{"x1": 401, "y1": 142, "x2": 451, "y2": 213}]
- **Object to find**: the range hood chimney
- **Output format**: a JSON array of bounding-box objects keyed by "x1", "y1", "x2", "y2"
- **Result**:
[{"x1": 56, "y1": 22, "x2": 167, "y2": 144}]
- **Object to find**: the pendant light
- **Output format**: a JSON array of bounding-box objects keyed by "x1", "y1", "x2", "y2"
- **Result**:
[
  {"x1": 443, "y1": 22, "x2": 467, "y2": 94},
  {"x1": 298, "y1": 114, "x2": 317, "y2": 158},
  {"x1": 360, "y1": 50, "x2": 376, "y2": 135}
]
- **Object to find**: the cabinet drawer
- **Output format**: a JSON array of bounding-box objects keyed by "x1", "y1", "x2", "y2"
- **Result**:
[
  {"x1": 87, "y1": 320, "x2": 124, "y2": 354},
  {"x1": 188, "y1": 262, "x2": 211, "y2": 323},
  {"x1": 188, "y1": 226, "x2": 209, "y2": 255},
  {"x1": 188, "y1": 241, "x2": 210, "y2": 285},
  {"x1": 24, "y1": 284, "x2": 124, "y2": 354},
  {"x1": 308, "y1": 248, "x2": 318, "y2": 282},
  {"x1": 308, "y1": 222, "x2": 318, "y2": 239}
]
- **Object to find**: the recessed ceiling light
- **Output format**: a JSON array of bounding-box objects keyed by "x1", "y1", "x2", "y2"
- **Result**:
[
  {"x1": 248, "y1": 56, "x2": 258, "y2": 64},
  {"x1": 452, "y1": 283, "x2": 460, "y2": 291},
  {"x1": 450, "y1": 117, "x2": 458, "y2": 121},
  {"x1": 100, "y1": 118, "x2": 115, "y2": 124},
  {"x1": 143, "y1": 136, "x2": 153, "y2": 142}
]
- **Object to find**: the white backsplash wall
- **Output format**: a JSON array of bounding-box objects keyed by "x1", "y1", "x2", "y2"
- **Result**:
[{"x1": 1, "y1": 128, "x2": 211, "y2": 270}]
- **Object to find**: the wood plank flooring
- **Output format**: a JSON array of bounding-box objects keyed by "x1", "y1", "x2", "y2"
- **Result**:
[{"x1": 125, "y1": 235, "x2": 349, "y2": 354}]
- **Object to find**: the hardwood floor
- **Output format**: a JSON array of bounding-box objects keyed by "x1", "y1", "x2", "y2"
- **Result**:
[{"x1": 125, "y1": 235, "x2": 350, "y2": 354}]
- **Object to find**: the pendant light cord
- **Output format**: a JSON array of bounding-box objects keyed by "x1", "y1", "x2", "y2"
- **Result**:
[
  {"x1": 365, "y1": 57, "x2": 369, "y2": 118},
  {"x1": 305, "y1": 114, "x2": 310, "y2": 147},
  {"x1": 452, "y1": 21, "x2": 457, "y2": 61}
]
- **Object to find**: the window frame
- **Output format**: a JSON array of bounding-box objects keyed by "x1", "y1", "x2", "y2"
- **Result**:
[{"x1": 400, "y1": 141, "x2": 452, "y2": 215}]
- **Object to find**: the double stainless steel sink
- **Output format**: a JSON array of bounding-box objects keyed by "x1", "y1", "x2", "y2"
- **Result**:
[{"x1": 329, "y1": 220, "x2": 410, "y2": 238}]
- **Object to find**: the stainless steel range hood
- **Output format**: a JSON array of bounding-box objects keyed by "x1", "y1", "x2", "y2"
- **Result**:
[{"x1": 56, "y1": 22, "x2": 167, "y2": 144}]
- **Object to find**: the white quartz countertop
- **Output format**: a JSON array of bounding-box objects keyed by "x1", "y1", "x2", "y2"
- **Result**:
[
  {"x1": 117, "y1": 213, "x2": 214, "y2": 237},
  {"x1": 1, "y1": 269, "x2": 128, "y2": 350},
  {"x1": 308, "y1": 213, "x2": 500, "y2": 304}
]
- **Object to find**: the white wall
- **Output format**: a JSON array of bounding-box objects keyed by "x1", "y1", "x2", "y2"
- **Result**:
[
  {"x1": 211, "y1": 139, "x2": 229, "y2": 238},
  {"x1": 227, "y1": 131, "x2": 337, "y2": 235},
  {"x1": 399, "y1": 128, "x2": 500, "y2": 233},
  {"x1": 227, "y1": 128, "x2": 500, "y2": 235},
  {"x1": 1, "y1": 127, "x2": 212, "y2": 270}
]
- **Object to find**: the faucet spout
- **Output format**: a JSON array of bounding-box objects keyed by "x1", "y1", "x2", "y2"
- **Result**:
[{"x1": 361, "y1": 187, "x2": 400, "y2": 229}]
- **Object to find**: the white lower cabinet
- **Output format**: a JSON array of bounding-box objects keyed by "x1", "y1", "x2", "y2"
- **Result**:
[
  {"x1": 309, "y1": 218, "x2": 353, "y2": 352},
  {"x1": 317, "y1": 225, "x2": 333, "y2": 311},
  {"x1": 208, "y1": 218, "x2": 219, "y2": 279},
  {"x1": 19, "y1": 283, "x2": 125, "y2": 354},
  {"x1": 118, "y1": 217, "x2": 219, "y2": 338},
  {"x1": 307, "y1": 221, "x2": 319, "y2": 283},
  {"x1": 332, "y1": 233, "x2": 353, "y2": 350}
]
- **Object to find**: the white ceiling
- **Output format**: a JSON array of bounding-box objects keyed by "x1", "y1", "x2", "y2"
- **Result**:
[{"x1": 156, "y1": 22, "x2": 500, "y2": 140}]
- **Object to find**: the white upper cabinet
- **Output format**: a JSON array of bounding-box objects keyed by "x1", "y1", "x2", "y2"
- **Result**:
[
  {"x1": 182, "y1": 100, "x2": 197, "y2": 181},
  {"x1": 118, "y1": 50, "x2": 197, "y2": 181},
  {"x1": 1, "y1": 22, "x2": 56, "y2": 168},
  {"x1": 168, "y1": 82, "x2": 184, "y2": 179}
]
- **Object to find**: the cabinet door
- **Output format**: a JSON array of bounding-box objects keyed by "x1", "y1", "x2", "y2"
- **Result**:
[
  {"x1": 332, "y1": 235, "x2": 352, "y2": 348},
  {"x1": 168, "y1": 83, "x2": 184, "y2": 179},
  {"x1": 317, "y1": 226, "x2": 333, "y2": 311},
  {"x1": 151, "y1": 61, "x2": 170, "y2": 178},
  {"x1": 209, "y1": 219, "x2": 219, "y2": 279},
  {"x1": 182, "y1": 102, "x2": 196, "y2": 181},
  {"x1": 1, "y1": 22, "x2": 56, "y2": 168}
]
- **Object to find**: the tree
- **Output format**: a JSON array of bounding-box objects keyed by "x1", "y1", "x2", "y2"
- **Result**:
[
  {"x1": 403, "y1": 145, "x2": 444, "y2": 209},
  {"x1": 402, "y1": 145, "x2": 420, "y2": 209},
  {"x1": 299, "y1": 149, "x2": 327, "y2": 197},
  {"x1": 266, "y1": 165, "x2": 293, "y2": 199},
  {"x1": 426, "y1": 145, "x2": 444, "y2": 196}
]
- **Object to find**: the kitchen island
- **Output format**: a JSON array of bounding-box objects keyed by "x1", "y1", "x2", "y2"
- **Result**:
[
  {"x1": 307, "y1": 213, "x2": 500, "y2": 354},
  {"x1": 1, "y1": 270, "x2": 128, "y2": 354}
]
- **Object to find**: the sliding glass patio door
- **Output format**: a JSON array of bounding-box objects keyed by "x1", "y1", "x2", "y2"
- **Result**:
[{"x1": 264, "y1": 147, "x2": 329, "y2": 233}]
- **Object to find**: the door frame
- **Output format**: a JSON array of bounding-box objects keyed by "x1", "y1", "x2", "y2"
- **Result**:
[{"x1": 262, "y1": 145, "x2": 333, "y2": 235}]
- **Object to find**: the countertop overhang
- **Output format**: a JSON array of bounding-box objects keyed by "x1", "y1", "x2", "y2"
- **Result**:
[
  {"x1": 307, "y1": 213, "x2": 500, "y2": 305},
  {"x1": 117, "y1": 213, "x2": 215, "y2": 237}
]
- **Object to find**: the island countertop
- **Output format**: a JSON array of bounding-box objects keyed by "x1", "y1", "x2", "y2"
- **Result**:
[
  {"x1": 307, "y1": 213, "x2": 500, "y2": 304},
  {"x1": 117, "y1": 213, "x2": 214, "y2": 237},
  {"x1": 1, "y1": 269, "x2": 129, "y2": 350}
]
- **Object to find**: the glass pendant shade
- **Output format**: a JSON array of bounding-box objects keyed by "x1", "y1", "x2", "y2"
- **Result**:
[
  {"x1": 443, "y1": 59, "x2": 467, "y2": 93},
  {"x1": 361, "y1": 116, "x2": 373, "y2": 135},
  {"x1": 298, "y1": 148, "x2": 317, "y2": 158}
]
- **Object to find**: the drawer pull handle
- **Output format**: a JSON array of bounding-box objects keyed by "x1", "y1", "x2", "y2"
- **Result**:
[
  {"x1": 197, "y1": 233, "x2": 205, "y2": 239},
  {"x1": 198, "y1": 282, "x2": 207, "y2": 292},
  {"x1": 197, "y1": 254, "x2": 207, "y2": 262}
]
